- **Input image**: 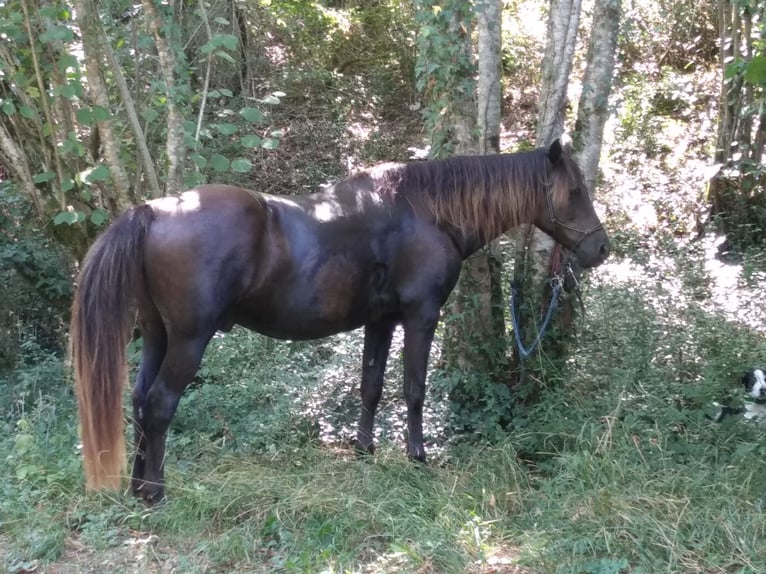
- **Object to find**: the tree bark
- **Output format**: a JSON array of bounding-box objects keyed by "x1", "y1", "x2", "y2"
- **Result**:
[
  {"x1": 75, "y1": 0, "x2": 133, "y2": 212},
  {"x1": 573, "y1": 0, "x2": 621, "y2": 192},
  {"x1": 511, "y1": 0, "x2": 582, "y2": 390},
  {"x1": 141, "y1": 0, "x2": 187, "y2": 195},
  {"x1": 441, "y1": 0, "x2": 510, "y2": 432},
  {"x1": 0, "y1": 121, "x2": 43, "y2": 217},
  {"x1": 96, "y1": 11, "x2": 162, "y2": 199}
]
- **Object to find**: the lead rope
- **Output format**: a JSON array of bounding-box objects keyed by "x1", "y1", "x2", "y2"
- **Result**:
[{"x1": 510, "y1": 274, "x2": 563, "y2": 359}]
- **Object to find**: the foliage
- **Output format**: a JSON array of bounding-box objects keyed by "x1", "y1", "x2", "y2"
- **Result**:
[
  {"x1": 414, "y1": 0, "x2": 477, "y2": 157},
  {"x1": 0, "y1": 185, "x2": 71, "y2": 369}
]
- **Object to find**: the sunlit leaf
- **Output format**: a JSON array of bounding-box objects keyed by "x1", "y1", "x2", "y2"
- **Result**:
[
  {"x1": 262, "y1": 138, "x2": 280, "y2": 150},
  {"x1": 744, "y1": 55, "x2": 766, "y2": 85}
]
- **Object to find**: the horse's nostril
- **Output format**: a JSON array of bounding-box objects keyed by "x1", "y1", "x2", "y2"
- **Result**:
[{"x1": 599, "y1": 242, "x2": 610, "y2": 259}]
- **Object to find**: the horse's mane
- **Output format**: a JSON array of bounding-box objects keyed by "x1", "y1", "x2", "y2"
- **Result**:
[{"x1": 372, "y1": 148, "x2": 580, "y2": 240}]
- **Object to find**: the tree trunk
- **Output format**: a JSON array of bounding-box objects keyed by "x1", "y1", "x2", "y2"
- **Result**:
[
  {"x1": 141, "y1": 0, "x2": 187, "y2": 195},
  {"x1": 75, "y1": 0, "x2": 132, "y2": 212},
  {"x1": 97, "y1": 14, "x2": 162, "y2": 199},
  {"x1": 573, "y1": 0, "x2": 621, "y2": 193},
  {"x1": 0, "y1": 122, "x2": 43, "y2": 216},
  {"x1": 441, "y1": 0, "x2": 510, "y2": 434},
  {"x1": 511, "y1": 0, "x2": 582, "y2": 393}
]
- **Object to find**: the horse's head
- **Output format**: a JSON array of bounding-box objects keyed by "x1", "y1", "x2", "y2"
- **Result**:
[{"x1": 533, "y1": 140, "x2": 610, "y2": 268}]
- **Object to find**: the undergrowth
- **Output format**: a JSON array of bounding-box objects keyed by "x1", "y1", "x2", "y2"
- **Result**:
[{"x1": 3, "y1": 234, "x2": 766, "y2": 573}]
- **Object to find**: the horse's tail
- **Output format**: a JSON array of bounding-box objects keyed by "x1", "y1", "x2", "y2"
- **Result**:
[{"x1": 71, "y1": 204, "x2": 155, "y2": 491}]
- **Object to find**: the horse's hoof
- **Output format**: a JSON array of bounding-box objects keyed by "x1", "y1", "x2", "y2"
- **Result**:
[{"x1": 137, "y1": 484, "x2": 165, "y2": 506}]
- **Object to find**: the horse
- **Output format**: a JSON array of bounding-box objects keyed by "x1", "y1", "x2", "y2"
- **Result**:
[{"x1": 71, "y1": 139, "x2": 609, "y2": 503}]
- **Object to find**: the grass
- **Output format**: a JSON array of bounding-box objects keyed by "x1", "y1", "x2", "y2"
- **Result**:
[{"x1": 4, "y1": 232, "x2": 766, "y2": 572}]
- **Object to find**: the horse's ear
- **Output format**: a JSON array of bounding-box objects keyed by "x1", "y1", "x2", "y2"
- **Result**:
[{"x1": 548, "y1": 139, "x2": 563, "y2": 166}]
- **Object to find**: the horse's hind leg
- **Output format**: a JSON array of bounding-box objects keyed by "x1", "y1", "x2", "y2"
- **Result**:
[
  {"x1": 136, "y1": 334, "x2": 211, "y2": 503},
  {"x1": 130, "y1": 311, "x2": 167, "y2": 496},
  {"x1": 356, "y1": 321, "x2": 395, "y2": 454}
]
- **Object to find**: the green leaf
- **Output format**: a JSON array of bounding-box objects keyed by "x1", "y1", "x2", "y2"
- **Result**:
[
  {"x1": 220, "y1": 34, "x2": 239, "y2": 50},
  {"x1": 211, "y1": 154, "x2": 230, "y2": 171},
  {"x1": 86, "y1": 165, "x2": 110, "y2": 182},
  {"x1": 190, "y1": 153, "x2": 207, "y2": 169},
  {"x1": 240, "y1": 107, "x2": 264, "y2": 123},
  {"x1": 142, "y1": 108, "x2": 160, "y2": 123},
  {"x1": 213, "y1": 123, "x2": 238, "y2": 135},
  {"x1": 58, "y1": 83, "x2": 78, "y2": 100},
  {"x1": 61, "y1": 177, "x2": 75, "y2": 193},
  {"x1": 231, "y1": 158, "x2": 252, "y2": 173},
  {"x1": 214, "y1": 17, "x2": 230, "y2": 25},
  {"x1": 92, "y1": 106, "x2": 110, "y2": 121},
  {"x1": 261, "y1": 138, "x2": 280, "y2": 150},
  {"x1": 208, "y1": 89, "x2": 221, "y2": 98},
  {"x1": 53, "y1": 211, "x2": 79, "y2": 225},
  {"x1": 2, "y1": 100, "x2": 16, "y2": 116},
  {"x1": 219, "y1": 88, "x2": 234, "y2": 97},
  {"x1": 33, "y1": 171, "x2": 56, "y2": 184},
  {"x1": 90, "y1": 208, "x2": 108, "y2": 226},
  {"x1": 76, "y1": 108, "x2": 94, "y2": 125},
  {"x1": 240, "y1": 134, "x2": 262, "y2": 148},
  {"x1": 58, "y1": 53, "x2": 78, "y2": 73},
  {"x1": 19, "y1": 105, "x2": 36, "y2": 119}
]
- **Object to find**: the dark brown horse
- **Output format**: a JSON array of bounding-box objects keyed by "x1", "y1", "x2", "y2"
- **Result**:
[{"x1": 71, "y1": 140, "x2": 609, "y2": 502}]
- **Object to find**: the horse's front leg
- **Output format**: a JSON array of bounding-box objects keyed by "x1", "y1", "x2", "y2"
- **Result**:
[
  {"x1": 401, "y1": 307, "x2": 439, "y2": 462},
  {"x1": 356, "y1": 321, "x2": 396, "y2": 454},
  {"x1": 137, "y1": 337, "x2": 206, "y2": 504}
]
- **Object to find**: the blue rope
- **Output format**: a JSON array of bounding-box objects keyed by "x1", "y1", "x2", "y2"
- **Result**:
[{"x1": 510, "y1": 278, "x2": 563, "y2": 359}]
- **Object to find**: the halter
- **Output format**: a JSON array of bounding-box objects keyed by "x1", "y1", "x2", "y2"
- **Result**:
[{"x1": 545, "y1": 186, "x2": 604, "y2": 253}]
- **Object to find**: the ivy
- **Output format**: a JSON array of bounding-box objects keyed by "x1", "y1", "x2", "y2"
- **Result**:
[{"x1": 414, "y1": 0, "x2": 476, "y2": 158}]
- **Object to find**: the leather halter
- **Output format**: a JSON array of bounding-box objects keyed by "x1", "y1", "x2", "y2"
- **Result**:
[{"x1": 545, "y1": 186, "x2": 604, "y2": 251}]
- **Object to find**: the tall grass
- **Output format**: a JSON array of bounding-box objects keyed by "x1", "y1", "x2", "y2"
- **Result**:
[{"x1": 3, "y1": 238, "x2": 766, "y2": 572}]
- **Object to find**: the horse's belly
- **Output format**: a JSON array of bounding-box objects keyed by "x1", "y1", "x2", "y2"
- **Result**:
[{"x1": 232, "y1": 309, "x2": 366, "y2": 340}]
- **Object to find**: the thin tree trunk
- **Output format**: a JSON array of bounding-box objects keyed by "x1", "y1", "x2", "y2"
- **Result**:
[
  {"x1": 573, "y1": 0, "x2": 621, "y2": 192},
  {"x1": 142, "y1": 0, "x2": 187, "y2": 195},
  {"x1": 96, "y1": 10, "x2": 162, "y2": 199},
  {"x1": 0, "y1": 122, "x2": 43, "y2": 216},
  {"x1": 20, "y1": 0, "x2": 66, "y2": 207},
  {"x1": 536, "y1": 0, "x2": 582, "y2": 145},
  {"x1": 75, "y1": 0, "x2": 132, "y2": 211},
  {"x1": 511, "y1": 0, "x2": 582, "y2": 391},
  {"x1": 443, "y1": 0, "x2": 510, "y2": 431}
]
